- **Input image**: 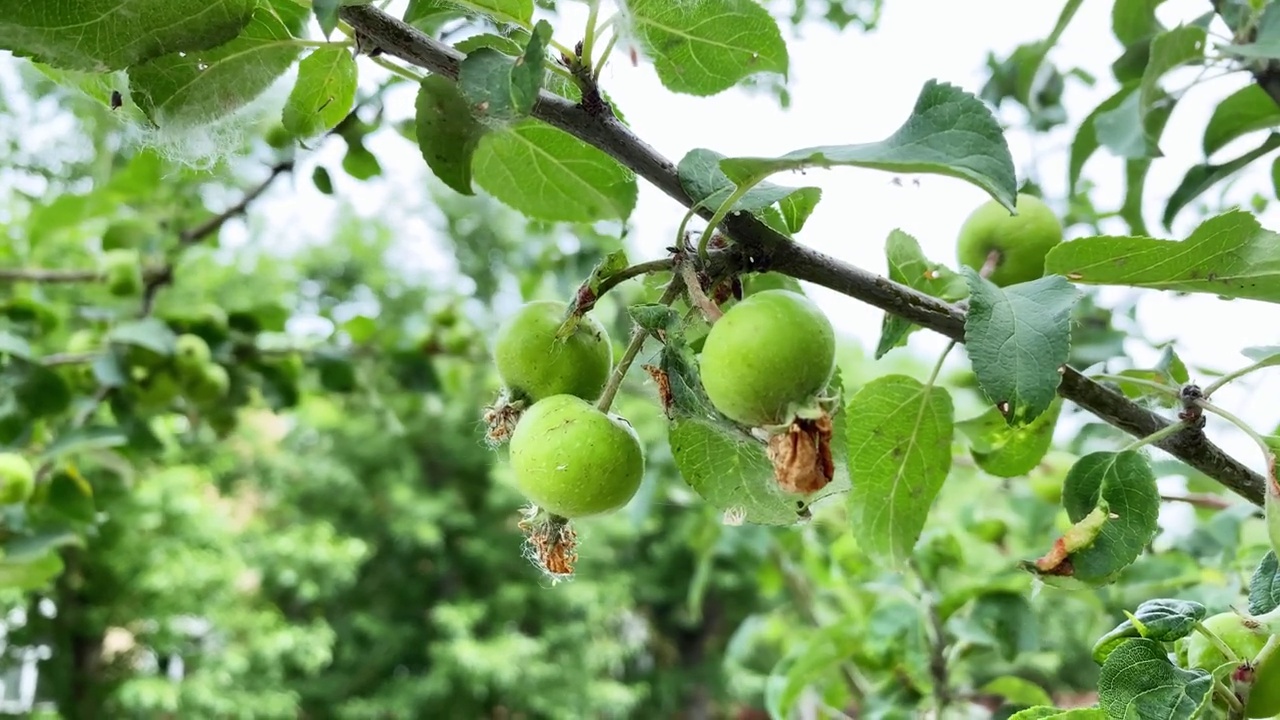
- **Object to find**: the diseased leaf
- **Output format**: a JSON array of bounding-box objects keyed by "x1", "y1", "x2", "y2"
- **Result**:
[
  {"x1": 678, "y1": 148, "x2": 822, "y2": 235},
  {"x1": 719, "y1": 81, "x2": 1018, "y2": 212},
  {"x1": 1097, "y1": 639, "x2": 1211, "y2": 720},
  {"x1": 1162, "y1": 133, "x2": 1280, "y2": 230},
  {"x1": 875, "y1": 230, "x2": 967, "y2": 359},
  {"x1": 846, "y1": 375, "x2": 954, "y2": 566},
  {"x1": 1045, "y1": 210, "x2": 1280, "y2": 304},
  {"x1": 129, "y1": 6, "x2": 301, "y2": 127},
  {"x1": 282, "y1": 47, "x2": 358, "y2": 138},
  {"x1": 1091, "y1": 598, "x2": 1207, "y2": 663},
  {"x1": 0, "y1": 0, "x2": 256, "y2": 72},
  {"x1": 1059, "y1": 451, "x2": 1161, "y2": 584},
  {"x1": 415, "y1": 75, "x2": 487, "y2": 195},
  {"x1": 962, "y1": 271, "x2": 1078, "y2": 426},
  {"x1": 1203, "y1": 84, "x2": 1280, "y2": 157},
  {"x1": 625, "y1": 0, "x2": 789, "y2": 96},
  {"x1": 472, "y1": 119, "x2": 638, "y2": 222}
]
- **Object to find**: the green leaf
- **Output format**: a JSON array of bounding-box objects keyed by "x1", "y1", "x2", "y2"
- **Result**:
[
  {"x1": 1093, "y1": 83, "x2": 1169, "y2": 160},
  {"x1": 1249, "y1": 550, "x2": 1280, "y2": 614},
  {"x1": 719, "y1": 81, "x2": 1018, "y2": 212},
  {"x1": 875, "y1": 230, "x2": 967, "y2": 358},
  {"x1": 128, "y1": 6, "x2": 301, "y2": 127},
  {"x1": 0, "y1": 549, "x2": 65, "y2": 591},
  {"x1": 1219, "y1": 1, "x2": 1280, "y2": 59},
  {"x1": 677, "y1": 148, "x2": 822, "y2": 234},
  {"x1": 454, "y1": 33, "x2": 525, "y2": 56},
  {"x1": 1112, "y1": 0, "x2": 1166, "y2": 46},
  {"x1": 0, "y1": 332, "x2": 34, "y2": 361},
  {"x1": 962, "y1": 271, "x2": 1078, "y2": 426},
  {"x1": 1070, "y1": 89, "x2": 1116, "y2": 187},
  {"x1": 1060, "y1": 451, "x2": 1161, "y2": 584},
  {"x1": 282, "y1": 47, "x2": 358, "y2": 139},
  {"x1": 1244, "y1": 345, "x2": 1280, "y2": 366},
  {"x1": 668, "y1": 417, "x2": 812, "y2": 526},
  {"x1": 1097, "y1": 639, "x2": 1211, "y2": 720},
  {"x1": 1091, "y1": 598, "x2": 1207, "y2": 663},
  {"x1": 108, "y1": 319, "x2": 178, "y2": 356},
  {"x1": 1137, "y1": 26, "x2": 1205, "y2": 137},
  {"x1": 0, "y1": 0, "x2": 256, "y2": 72},
  {"x1": 964, "y1": 397, "x2": 1063, "y2": 478},
  {"x1": 1045, "y1": 209, "x2": 1280, "y2": 304},
  {"x1": 314, "y1": 0, "x2": 342, "y2": 37},
  {"x1": 15, "y1": 366, "x2": 72, "y2": 418},
  {"x1": 450, "y1": 0, "x2": 533, "y2": 27},
  {"x1": 1203, "y1": 85, "x2": 1280, "y2": 157},
  {"x1": 1013, "y1": 0, "x2": 1086, "y2": 107},
  {"x1": 624, "y1": 0, "x2": 789, "y2": 97},
  {"x1": 846, "y1": 375, "x2": 954, "y2": 566},
  {"x1": 415, "y1": 75, "x2": 486, "y2": 196},
  {"x1": 471, "y1": 119, "x2": 638, "y2": 222},
  {"x1": 47, "y1": 470, "x2": 96, "y2": 524},
  {"x1": 457, "y1": 20, "x2": 550, "y2": 121},
  {"x1": 979, "y1": 676, "x2": 1053, "y2": 708},
  {"x1": 37, "y1": 427, "x2": 130, "y2": 462},
  {"x1": 313, "y1": 352, "x2": 357, "y2": 393},
  {"x1": 1163, "y1": 132, "x2": 1280, "y2": 230}
]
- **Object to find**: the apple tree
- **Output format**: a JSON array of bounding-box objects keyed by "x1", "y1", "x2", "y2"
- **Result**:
[{"x1": 3, "y1": 0, "x2": 1280, "y2": 717}]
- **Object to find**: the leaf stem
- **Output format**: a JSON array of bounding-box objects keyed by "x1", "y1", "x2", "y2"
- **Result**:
[
  {"x1": 925, "y1": 341, "x2": 955, "y2": 390},
  {"x1": 1088, "y1": 373, "x2": 1182, "y2": 398},
  {"x1": 1121, "y1": 420, "x2": 1190, "y2": 453},
  {"x1": 1195, "y1": 398, "x2": 1274, "y2": 470},
  {"x1": 369, "y1": 55, "x2": 425, "y2": 81},
  {"x1": 596, "y1": 279, "x2": 684, "y2": 413},
  {"x1": 594, "y1": 257, "x2": 674, "y2": 298},
  {"x1": 580, "y1": 0, "x2": 600, "y2": 72},
  {"x1": 1203, "y1": 356, "x2": 1277, "y2": 398},
  {"x1": 592, "y1": 31, "x2": 619, "y2": 81},
  {"x1": 696, "y1": 180, "x2": 760, "y2": 261},
  {"x1": 1194, "y1": 620, "x2": 1242, "y2": 664},
  {"x1": 288, "y1": 39, "x2": 355, "y2": 49}
]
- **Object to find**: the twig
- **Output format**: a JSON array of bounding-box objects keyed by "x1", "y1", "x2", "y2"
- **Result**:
[
  {"x1": 594, "y1": 257, "x2": 674, "y2": 299},
  {"x1": 1159, "y1": 493, "x2": 1242, "y2": 511},
  {"x1": 340, "y1": 4, "x2": 1269, "y2": 506},
  {"x1": 678, "y1": 260, "x2": 723, "y2": 323},
  {"x1": 177, "y1": 160, "x2": 295, "y2": 246},
  {"x1": 0, "y1": 269, "x2": 102, "y2": 283},
  {"x1": 596, "y1": 279, "x2": 684, "y2": 413}
]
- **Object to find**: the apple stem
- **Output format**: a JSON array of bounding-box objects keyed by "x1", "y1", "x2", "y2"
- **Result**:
[
  {"x1": 679, "y1": 261, "x2": 723, "y2": 324},
  {"x1": 979, "y1": 250, "x2": 1001, "y2": 279},
  {"x1": 1193, "y1": 620, "x2": 1242, "y2": 664}
]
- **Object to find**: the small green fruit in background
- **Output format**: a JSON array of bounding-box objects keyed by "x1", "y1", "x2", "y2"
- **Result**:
[
  {"x1": 102, "y1": 249, "x2": 143, "y2": 297},
  {"x1": 956, "y1": 193, "x2": 1063, "y2": 287},
  {"x1": 265, "y1": 124, "x2": 294, "y2": 150},
  {"x1": 0, "y1": 453, "x2": 35, "y2": 505},
  {"x1": 174, "y1": 334, "x2": 212, "y2": 373},
  {"x1": 493, "y1": 300, "x2": 613, "y2": 403},
  {"x1": 1030, "y1": 473, "x2": 1064, "y2": 505},
  {"x1": 185, "y1": 363, "x2": 231, "y2": 405},
  {"x1": 134, "y1": 370, "x2": 181, "y2": 412},
  {"x1": 101, "y1": 219, "x2": 153, "y2": 251},
  {"x1": 697, "y1": 289, "x2": 836, "y2": 427},
  {"x1": 509, "y1": 394, "x2": 644, "y2": 519}
]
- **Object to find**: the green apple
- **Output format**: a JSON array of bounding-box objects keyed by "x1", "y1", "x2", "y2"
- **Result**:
[
  {"x1": 0, "y1": 453, "x2": 35, "y2": 505},
  {"x1": 956, "y1": 193, "x2": 1063, "y2": 287},
  {"x1": 493, "y1": 301, "x2": 613, "y2": 403},
  {"x1": 509, "y1": 394, "x2": 645, "y2": 518},
  {"x1": 698, "y1": 289, "x2": 835, "y2": 428}
]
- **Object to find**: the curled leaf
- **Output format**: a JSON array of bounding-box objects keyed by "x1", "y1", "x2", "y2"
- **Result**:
[{"x1": 766, "y1": 414, "x2": 835, "y2": 494}]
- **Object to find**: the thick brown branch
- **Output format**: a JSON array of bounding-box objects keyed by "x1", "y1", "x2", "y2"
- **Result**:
[{"x1": 341, "y1": 5, "x2": 1268, "y2": 505}]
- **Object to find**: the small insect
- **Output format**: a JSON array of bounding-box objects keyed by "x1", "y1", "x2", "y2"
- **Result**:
[{"x1": 110, "y1": 91, "x2": 123, "y2": 110}]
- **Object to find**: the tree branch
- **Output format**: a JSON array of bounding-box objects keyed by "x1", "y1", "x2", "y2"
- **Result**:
[
  {"x1": 340, "y1": 5, "x2": 1268, "y2": 505},
  {"x1": 0, "y1": 269, "x2": 102, "y2": 283}
]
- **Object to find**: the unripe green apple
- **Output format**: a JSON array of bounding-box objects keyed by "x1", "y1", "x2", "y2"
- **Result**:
[
  {"x1": 508, "y1": 394, "x2": 644, "y2": 518},
  {"x1": 174, "y1": 334, "x2": 212, "y2": 374},
  {"x1": 956, "y1": 193, "x2": 1063, "y2": 287},
  {"x1": 101, "y1": 219, "x2": 152, "y2": 251},
  {"x1": 185, "y1": 362, "x2": 231, "y2": 405},
  {"x1": 1030, "y1": 473, "x2": 1064, "y2": 505},
  {"x1": 134, "y1": 370, "x2": 181, "y2": 412},
  {"x1": 1185, "y1": 611, "x2": 1280, "y2": 717},
  {"x1": 697, "y1": 289, "x2": 835, "y2": 428},
  {"x1": 102, "y1": 249, "x2": 143, "y2": 296},
  {"x1": 0, "y1": 453, "x2": 35, "y2": 505},
  {"x1": 493, "y1": 301, "x2": 613, "y2": 403}
]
